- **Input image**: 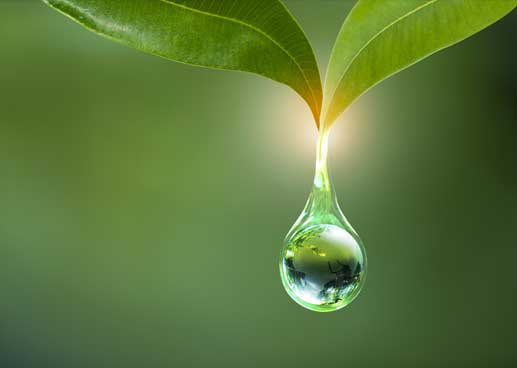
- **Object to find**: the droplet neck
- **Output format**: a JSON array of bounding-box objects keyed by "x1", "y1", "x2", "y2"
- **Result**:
[
  {"x1": 313, "y1": 125, "x2": 332, "y2": 191},
  {"x1": 306, "y1": 124, "x2": 340, "y2": 220}
]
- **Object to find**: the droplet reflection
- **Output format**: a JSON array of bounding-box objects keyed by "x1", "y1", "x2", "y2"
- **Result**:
[{"x1": 280, "y1": 224, "x2": 365, "y2": 312}]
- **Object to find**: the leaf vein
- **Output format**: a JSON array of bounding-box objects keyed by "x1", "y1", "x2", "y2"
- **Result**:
[
  {"x1": 325, "y1": 0, "x2": 438, "y2": 121},
  {"x1": 160, "y1": 0, "x2": 320, "y2": 116}
]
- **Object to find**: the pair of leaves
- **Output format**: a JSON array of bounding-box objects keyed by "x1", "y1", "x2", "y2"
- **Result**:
[{"x1": 43, "y1": 0, "x2": 515, "y2": 128}]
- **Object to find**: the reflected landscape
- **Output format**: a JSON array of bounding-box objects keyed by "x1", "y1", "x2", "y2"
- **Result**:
[{"x1": 280, "y1": 224, "x2": 366, "y2": 312}]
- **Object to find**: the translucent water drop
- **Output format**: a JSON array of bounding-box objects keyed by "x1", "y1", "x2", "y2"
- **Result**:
[{"x1": 279, "y1": 126, "x2": 367, "y2": 312}]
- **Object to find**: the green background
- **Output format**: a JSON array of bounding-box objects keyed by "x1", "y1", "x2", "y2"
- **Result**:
[{"x1": 1, "y1": 1, "x2": 516, "y2": 367}]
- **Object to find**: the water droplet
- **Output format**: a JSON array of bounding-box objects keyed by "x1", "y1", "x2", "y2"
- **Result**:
[{"x1": 279, "y1": 126, "x2": 367, "y2": 312}]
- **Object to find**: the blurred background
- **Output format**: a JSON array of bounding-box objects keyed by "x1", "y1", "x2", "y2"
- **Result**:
[{"x1": 1, "y1": 1, "x2": 516, "y2": 367}]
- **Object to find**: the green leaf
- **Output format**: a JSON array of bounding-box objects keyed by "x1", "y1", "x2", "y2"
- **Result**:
[
  {"x1": 42, "y1": 0, "x2": 323, "y2": 123},
  {"x1": 324, "y1": 0, "x2": 516, "y2": 126}
]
